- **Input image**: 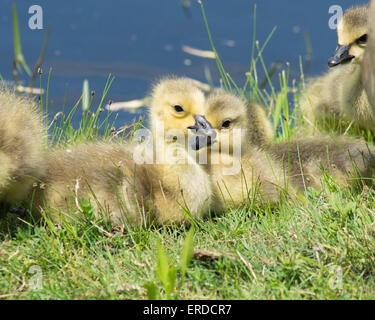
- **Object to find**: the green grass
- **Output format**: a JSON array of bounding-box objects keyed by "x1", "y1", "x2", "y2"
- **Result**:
[
  {"x1": 1, "y1": 184, "x2": 375, "y2": 299},
  {"x1": 1, "y1": 2, "x2": 375, "y2": 300}
]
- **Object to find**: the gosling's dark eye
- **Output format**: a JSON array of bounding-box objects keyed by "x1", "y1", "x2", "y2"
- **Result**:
[
  {"x1": 357, "y1": 34, "x2": 368, "y2": 45},
  {"x1": 221, "y1": 120, "x2": 231, "y2": 129},
  {"x1": 174, "y1": 105, "x2": 184, "y2": 113}
]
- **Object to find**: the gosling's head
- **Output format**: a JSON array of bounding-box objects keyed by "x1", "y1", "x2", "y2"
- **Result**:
[
  {"x1": 204, "y1": 90, "x2": 249, "y2": 155},
  {"x1": 328, "y1": 5, "x2": 368, "y2": 67},
  {"x1": 149, "y1": 76, "x2": 216, "y2": 149}
]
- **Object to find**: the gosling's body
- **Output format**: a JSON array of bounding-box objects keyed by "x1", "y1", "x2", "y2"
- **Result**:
[
  {"x1": 207, "y1": 148, "x2": 286, "y2": 212},
  {"x1": 203, "y1": 91, "x2": 285, "y2": 212},
  {"x1": 34, "y1": 77, "x2": 212, "y2": 226},
  {"x1": 34, "y1": 142, "x2": 155, "y2": 225},
  {"x1": 301, "y1": 5, "x2": 374, "y2": 133},
  {"x1": 267, "y1": 136, "x2": 375, "y2": 192},
  {"x1": 0, "y1": 90, "x2": 46, "y2": 205},
  {"x1": 148, "y1": 77, "x2": 213, "y2": 224}
]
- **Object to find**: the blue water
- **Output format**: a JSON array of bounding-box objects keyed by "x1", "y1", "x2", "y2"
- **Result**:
[{"x1": 0, "y1": 0, "x2": 366, "y2": 126}]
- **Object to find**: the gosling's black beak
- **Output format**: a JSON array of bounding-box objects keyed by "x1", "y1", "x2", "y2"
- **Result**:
[
  {"x1": 328, "y1": 44, "x2": 355, "y2": 67},
  {"x1": 188, "y1": 115, "x2": 217, "y2": 151}
]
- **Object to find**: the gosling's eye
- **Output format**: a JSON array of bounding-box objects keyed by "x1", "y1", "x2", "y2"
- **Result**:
[
  {"x1": 221, "y1": 120, "x2": 231, "y2": 129},
  {"x1": 357, "y1": 34, "x2": 368, "y2": 45},
  {"x1": 174, "y1": 105, "x2": 184, "y2": 113}
]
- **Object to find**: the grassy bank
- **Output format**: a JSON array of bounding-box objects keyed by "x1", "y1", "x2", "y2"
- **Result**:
[{"x1": 1, "y1": 183, "x2": 375, "y2": 299}]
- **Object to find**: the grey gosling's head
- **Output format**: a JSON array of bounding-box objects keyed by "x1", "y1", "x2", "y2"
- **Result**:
[
  {"x1": 328, "y1": 5, "x2": 368, "y2": 67},
  {"x1": 203, "y1": 90, "x2": 273, "y2": 155}
]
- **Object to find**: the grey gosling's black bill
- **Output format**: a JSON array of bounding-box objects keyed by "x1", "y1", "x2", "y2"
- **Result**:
[
  {"x1": 188, "y1": 115, "x2": 217, "y2": 151},
  {"x1": 328, "y1": 44, "x2": 355, "y2": 67}
]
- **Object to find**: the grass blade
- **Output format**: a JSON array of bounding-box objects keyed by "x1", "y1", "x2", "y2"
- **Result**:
[
  {"x1": 179, "y1": 227, "x2": 195, "y2": 277},
  {"x1": 12, "y1": 3, "x2": 31, "y2": 76},
  {"x1": 82, "y1": 79, "x2": 90, "y2": 111}
]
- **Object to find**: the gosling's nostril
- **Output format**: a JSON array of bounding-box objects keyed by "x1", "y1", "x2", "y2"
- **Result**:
[{"x1": 328, "y1": 60, "x2": 336, "y2": 67}]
